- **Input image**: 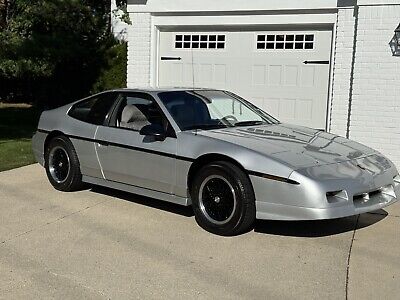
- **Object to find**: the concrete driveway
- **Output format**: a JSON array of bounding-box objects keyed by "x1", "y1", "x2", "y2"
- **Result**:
[{"x1": 0, "y1": 164, "x2": 399, "y2": 299}]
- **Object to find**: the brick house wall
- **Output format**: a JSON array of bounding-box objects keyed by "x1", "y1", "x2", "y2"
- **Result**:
[
  {"x1": 126, "y1": 13, "x2": 151, "y2": 87},
  {"x1": 331, "y1": 1, "x2": 400, "y2": 167},
  {"x1": 330, "y1": 8, "x2": 356, "y2": 137}
]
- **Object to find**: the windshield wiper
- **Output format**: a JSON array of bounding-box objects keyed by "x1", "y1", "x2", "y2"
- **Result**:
[
  {"x1": 234, "y1": 121, "x2": 266, "y2": 127},
  {"x1": 184, "y1": 124, "x2": 229, "y2": 131}
]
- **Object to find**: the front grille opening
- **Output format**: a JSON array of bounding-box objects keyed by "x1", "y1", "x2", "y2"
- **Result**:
[
  {"x1": 353, "y1": 193, "x2": 370, "y2": 204},
  {"x1": 326, "y1": 190, "x2": 348, "y2": 203},
  {"x1": 369, "y1": 190, "x2": 382, "y2": 197},
  {"x1": 353, "y1": 185, "x2": 396, "y2": 204},
  {"x1": 394, "y1": 175, "x2": 400, "y2": 186},
  {"x1": 353, "y1": 194, "x2": 366, "y2": 201},
  {"x1": 353, "y1": 190, "x2": 381, "y2": 203}
]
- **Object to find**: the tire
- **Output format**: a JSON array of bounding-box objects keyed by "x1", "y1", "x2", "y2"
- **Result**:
[
  {"x1": 45, "y1": 135, "x2": 85, "y2": 192},
  {"x1": 191, "y1": 161, "x2": 256, "y2": 236}
]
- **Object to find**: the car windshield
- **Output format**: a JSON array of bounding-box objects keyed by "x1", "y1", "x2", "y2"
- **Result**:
[{"x1": 158, "y1": 90, "x2": 279, "y2": 131}]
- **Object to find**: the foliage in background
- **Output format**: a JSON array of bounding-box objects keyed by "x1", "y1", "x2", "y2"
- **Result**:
[
  {"x1": 114, "y1": 0, "x2": 131, "y2": 25},
  {"x1": 0, "y1": 0, "x2": 128, "y2": 171},
  {"x1": 0, "y1": 0, "x2": 127, "y2": 108},
  {"x1": 0, "y1": 104, "x2": 40, "y2": 171},
  {"x1": 92, "y1": 42, "x2": 127, "y2": 93}
]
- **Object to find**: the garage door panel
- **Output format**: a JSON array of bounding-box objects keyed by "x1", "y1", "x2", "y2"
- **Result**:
[
  {"x1": 284, "y1": 65, "x2": 299, "y2": 86},
  {"x1": 296, "y1": 99, "x2": 313, "y2": 120},
  {"x1": 248, "y1": 64, "x2": 325, "y2": 88},
  {"x1": 199, "y1": 64, "x2": 213, "y2": 84},
  {"x1": 159, "y1": 29, "x2": 332, "y2": 129},
  {"x1": 280, "y1": 99, "x2": 297, "y2": 119},
  {"x1": 252, "y1": 65, "x2": 266, "y2": 85},
  {"x1": 268, "y1": 65, "x2": 283, "y2": 86},
  {"x1": 264, "y1": 98, "x2": 280, "y2": 117},
  {"x1": 251, "y1": 64, "x2": 319, "y2": 88},
  {"x1": 214, "y1": 64, "x2": 227, "y2": 87},
  {"x1": 301, "y1": 66, "x2": 316, "y2": 87}
]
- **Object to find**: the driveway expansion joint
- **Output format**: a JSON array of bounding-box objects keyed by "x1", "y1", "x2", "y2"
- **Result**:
[
  {"x1": 345, "y1": 214, "x2": 360, "y2": 300},
  {"x1": 0, "y1": 200, "x2": 108, "y2": 245}
]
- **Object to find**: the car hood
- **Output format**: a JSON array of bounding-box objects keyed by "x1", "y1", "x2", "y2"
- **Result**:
[{"x1": 195, "y1": 123, "x2": 376, "y2": 169}]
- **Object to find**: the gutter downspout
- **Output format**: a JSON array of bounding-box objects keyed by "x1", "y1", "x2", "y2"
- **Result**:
[{"x1": 346, "y1": 3, "x2": 359, "y2": 139}]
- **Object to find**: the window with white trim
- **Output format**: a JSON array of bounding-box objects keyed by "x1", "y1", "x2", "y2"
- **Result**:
[
  {"x1": 256, "y1": 34, "x2": 314, "y2": 50},
  {"x1": 175, "y1": 34, "x2": 226, "y2": 50}
]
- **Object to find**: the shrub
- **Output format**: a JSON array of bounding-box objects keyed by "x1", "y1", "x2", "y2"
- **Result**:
[{"x1": 92, "y1": 42, "x2": 127, "y2": 94}]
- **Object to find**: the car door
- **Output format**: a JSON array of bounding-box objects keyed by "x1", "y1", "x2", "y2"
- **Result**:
[
  {"x1": 94, "y1": 92, "x2": 177, "y2": 194},
  {"x1": 67, "y1": 92, "x2": 119, "y2": 178}
]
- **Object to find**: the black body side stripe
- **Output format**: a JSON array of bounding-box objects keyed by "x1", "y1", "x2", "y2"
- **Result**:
[
  {"x1": 38, "y1": 129, "x2": 298, "y2": 184},
  {"x1": 38, "y1": 129, "x2": 51, "y2": 134},
  {"x1": 37, "y1": 129, "x2": 195, "y2": 162},
  {"x1": 248, "y1": 171, "x2": 300, "y2": 185}
]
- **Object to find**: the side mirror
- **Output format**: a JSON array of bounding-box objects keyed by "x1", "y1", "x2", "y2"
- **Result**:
[{"x1": 139, "y1": 124, "x2": 166, "y2": 141}]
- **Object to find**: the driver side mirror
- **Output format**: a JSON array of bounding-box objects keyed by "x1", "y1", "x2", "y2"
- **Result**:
[{"x1": 139, "y1": 124, "x2": 166, "y2": 141}]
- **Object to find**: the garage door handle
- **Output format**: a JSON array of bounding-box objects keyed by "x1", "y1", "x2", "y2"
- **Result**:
[
  {"x1": 161, "y1": 56, "x2": 182, "y2": 61},
  {"x1": 303, "y1": 60, "x2": 330, "y2": 65}
]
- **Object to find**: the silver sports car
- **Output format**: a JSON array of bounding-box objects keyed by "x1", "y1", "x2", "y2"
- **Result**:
[{"x1": 32, "y1": 89, "x2": 400, "y2": 235}]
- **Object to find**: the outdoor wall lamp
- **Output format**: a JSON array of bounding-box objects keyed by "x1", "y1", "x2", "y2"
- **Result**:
[{"x1": 390, "y1": 23, "x2": 400, "y2": 56}]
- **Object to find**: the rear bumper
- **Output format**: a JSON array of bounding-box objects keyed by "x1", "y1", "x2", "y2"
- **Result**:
[
  {"x1": 252, "y1": 154, "x2": 400, "y2": 221},
  {"x1": 32, "y1": 131, "x2": 47, "y2": 166}
]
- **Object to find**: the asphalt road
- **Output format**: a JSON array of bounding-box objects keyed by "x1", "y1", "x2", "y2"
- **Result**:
[{"x1": 0, "y1": 164, "x2": 399, "y2": 299}]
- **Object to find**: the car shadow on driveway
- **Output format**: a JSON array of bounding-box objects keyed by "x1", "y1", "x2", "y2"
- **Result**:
[
  {"x1": 90, "y1": 186, "x2": 194, "y2": 217},
  {"x1": 254, "y1": 211, "x2": 388, "y2": 238},
  {"x1": 89, "y1": 186, "x2": 388, "y2": 237}
]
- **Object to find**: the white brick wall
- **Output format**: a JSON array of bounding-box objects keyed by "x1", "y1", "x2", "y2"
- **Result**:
[
  {"x1": 331, "y1": 3, "x2": 400, "y2": 168},
  {"x1": 127, "y1": 13, "x2": 152, "y2": 88},
  {"x1": 330, "y1": 8, "x2": 356, "y2": 137},
  {"x1": 350, "y1": 4, "x2": 400, "y2": 167}
]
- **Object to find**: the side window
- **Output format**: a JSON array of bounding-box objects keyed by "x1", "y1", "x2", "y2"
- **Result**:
[
  {"x1": 68, "y1": 93, "x2": 116, "y2": 125},
  {"x1": 115, "y1": 94, "x2": 166, "y2": 132},
  {"x1": 161, "y1": 92, "x2": 211, "y2": 130}
]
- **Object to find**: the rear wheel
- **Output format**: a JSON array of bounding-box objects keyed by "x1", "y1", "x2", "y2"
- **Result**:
[
  {"x1": 191, "y1": 161, "x2": 256, "y2": 236},
  {"x1": 45, "y1": 136, "x2": 85, "y2": 191}
]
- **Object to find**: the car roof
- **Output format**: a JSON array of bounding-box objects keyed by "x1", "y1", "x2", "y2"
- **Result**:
[
  {"x1": 108, "y1": 87, "x2": 223, "y2": 93},
  {"x1": 70, "y1": 88, "x2": 227, "y2": 107}
]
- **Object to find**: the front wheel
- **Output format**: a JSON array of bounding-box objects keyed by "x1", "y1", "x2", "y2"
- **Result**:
[
  {"x1": 45, "y1": 136, "x2": 85, "y2": 192},
  {"x1": 191, "y1": 161, "x2": 256, "y2": 236}
]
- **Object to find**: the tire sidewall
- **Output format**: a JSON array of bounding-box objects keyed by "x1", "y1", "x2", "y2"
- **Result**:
[
  {"x1": 45, "y1": 136, "x2": 80, "y2": 191},
  {"x1": 191, "y1": 163, "x2": 250, "y2": 235}
]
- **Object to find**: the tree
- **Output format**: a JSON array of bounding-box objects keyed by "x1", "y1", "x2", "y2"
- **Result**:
[
  {"x1": 0, "y1": 0, "x2": 7, "y2": 28},
  {"x1": 0, "y1": 0, "x2": 126, "y2": 106}
]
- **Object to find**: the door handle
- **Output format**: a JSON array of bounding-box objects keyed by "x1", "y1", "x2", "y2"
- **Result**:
[
  {"x1": 303, "y1": 60, "x2": 330, "y2": 65},
  {"x1": 161, "y1": 56, "x2": 182, "y2": 61},
  {"x1": 97, "y1": 141, "x2": 109, "y2": 147}
]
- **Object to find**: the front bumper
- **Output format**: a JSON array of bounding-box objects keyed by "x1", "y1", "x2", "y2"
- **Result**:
[{"x1": 252, "y1": 154, "x2": 399, "y2": 221}]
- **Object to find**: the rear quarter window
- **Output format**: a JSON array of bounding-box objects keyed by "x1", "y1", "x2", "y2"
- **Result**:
[{"x1": 68, "y1": 93, "x2": 116, "y2": 125}]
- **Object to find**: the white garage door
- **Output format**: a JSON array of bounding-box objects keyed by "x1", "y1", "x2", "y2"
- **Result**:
[{"x1": 158, "y1": 28, "x2": 332, "y2": 129}]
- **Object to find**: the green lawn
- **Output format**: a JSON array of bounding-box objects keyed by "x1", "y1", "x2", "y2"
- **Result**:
[{"x1": 0, "y1": 104, "x2": 41, "y2": 172}]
